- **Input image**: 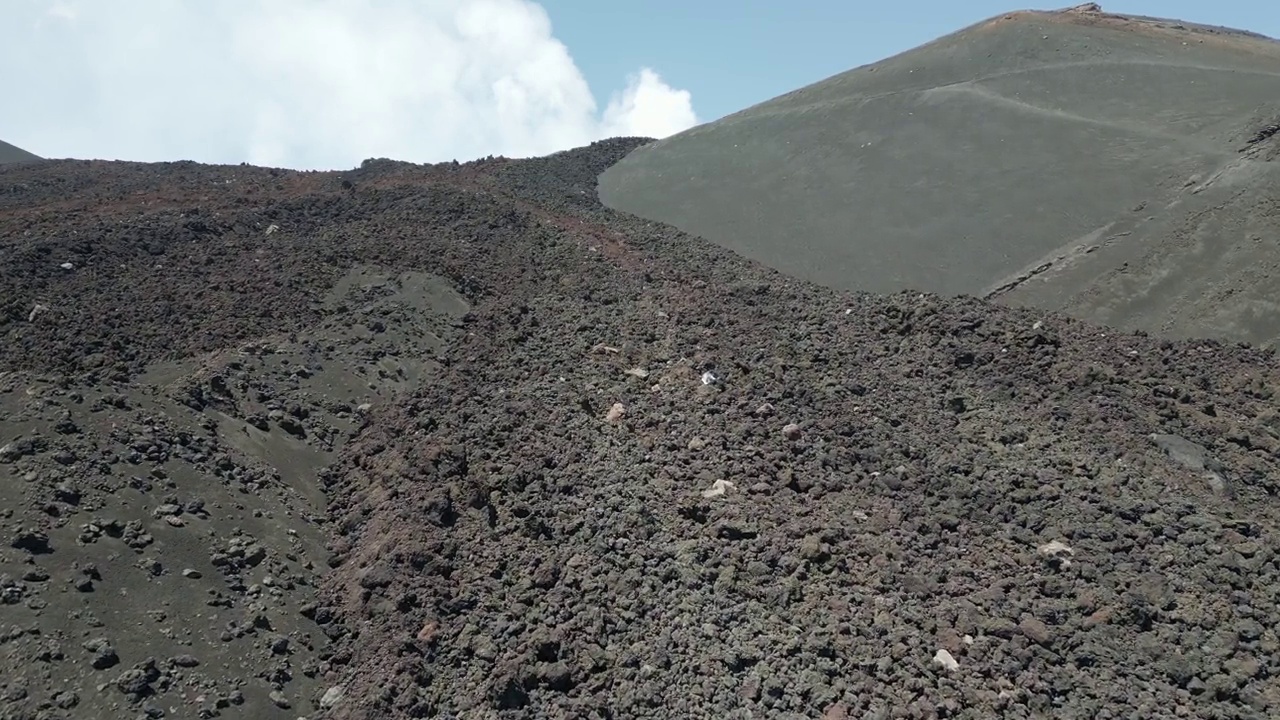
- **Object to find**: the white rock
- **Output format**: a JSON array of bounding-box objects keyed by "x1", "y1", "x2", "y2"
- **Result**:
[
  {"x1": 701, "y1": 479, "x2": 735, "y2": 498},
  {"x1": 700, "y1": 371, "x2": 718, "y2": 385},
  {"x1": 320, "y1": 685, "x2": 345, "y2": 708},
  {"x1": 1038, "y1": 539, "x2": 1075, "y2": 568},
  {"x1": 59, "y1": 262, "x2": 74, "y2": 270},
  {"x1": 1038, "y1": 540, "x2": 1074, "y2": 556},
  {"x1": 932, "y1": 648, "x2": 960, "y2": 672},
  {"x1": 605, "y1": 403, "x2": 626, "y2": 423}
]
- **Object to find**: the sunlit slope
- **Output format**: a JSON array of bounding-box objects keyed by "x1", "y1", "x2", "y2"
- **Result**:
[{"x1": 600, "y1": 5, "x2": 1280, "y2": 345}]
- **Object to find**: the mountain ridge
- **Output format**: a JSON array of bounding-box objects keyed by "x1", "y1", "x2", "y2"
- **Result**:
[
  {"x1": 600, "y1": 3, "x2": 1280, "y2": 346},
  {"x1": 0, "y1": 138, "x2": 41, "y2": 164}
]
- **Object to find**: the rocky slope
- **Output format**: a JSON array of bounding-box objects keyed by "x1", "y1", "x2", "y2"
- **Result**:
[{"x1": 3, "y1": 139, "x2": 1280, "y2": 720}]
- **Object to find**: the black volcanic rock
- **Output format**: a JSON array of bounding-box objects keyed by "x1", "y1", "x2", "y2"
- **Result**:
[{"x1": 4, "y1": 14, "x2": 1280, "y2": 716}]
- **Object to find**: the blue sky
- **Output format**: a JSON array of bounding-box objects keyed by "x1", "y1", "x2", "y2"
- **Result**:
[
  {"x1": 2, "y1": 0, "x2": 1275, "y2": 168},
  {"x1": 542, "y1": 0, "x2": 1279, "y2": 123}
]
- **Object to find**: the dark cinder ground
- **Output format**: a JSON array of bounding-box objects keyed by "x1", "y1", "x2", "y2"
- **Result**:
[
  {"x1": 4, "y1": 138, "x2": 1280, "y2": 720},
  {"x1": 5, "y1": 6, "x2": 1280, "y2": 719},
  {"x1": 598, "y1": 4, "x2": 1280, "y2": 347}
]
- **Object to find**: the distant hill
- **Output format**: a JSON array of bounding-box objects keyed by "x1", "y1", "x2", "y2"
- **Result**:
[
  {"x1": 0, "y1": 139, "x2": 41, "y2": 164},
  {"x1": 600, "y1": 4, "x2": 1280, "y2": 346}
]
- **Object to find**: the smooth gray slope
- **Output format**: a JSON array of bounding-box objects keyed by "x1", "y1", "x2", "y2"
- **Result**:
[
  {"x1": 599, "y1": 4, "x2": 1280, "y2": 346},
  {"x1": 0, "y1": 139, "x2": 41, "y2": 164}
]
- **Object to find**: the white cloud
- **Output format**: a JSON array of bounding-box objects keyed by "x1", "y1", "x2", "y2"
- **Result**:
[
  {"x1": 1, "y1": 0, "x2": 698, "y2": 169},
  {"x1": 45, "y1": 1, "x2": 78, "y2": 22},
  {"x1": 602, "y1": 69, "x2": 698, "y2": 139}
]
